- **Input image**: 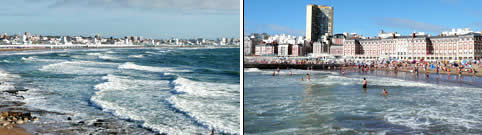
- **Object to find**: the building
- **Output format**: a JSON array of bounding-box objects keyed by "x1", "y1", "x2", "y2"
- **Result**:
[
  {"x1": 278, "y1": 44, "x2": 292, "y2": 56},
  {"x1": 329, "y1": 45, "x2": 344, "y2": 57},
  {"x1": 291, "y1": 44, "x2": 304, "y2": 56},
  {"x1": 306, "y1": 4, "x2": 333, "y2": 42},
  {"x1": 340, "y1": 33, "x2": 482, "y2": 61},
  {"x1": 255, "y1": 44, "x2": 277, "y2": 56}
]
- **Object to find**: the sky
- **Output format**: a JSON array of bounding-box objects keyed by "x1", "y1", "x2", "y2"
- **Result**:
[
  {"x1": 0, "y1": 0, "x2": 240, "y2": 39},
  {"x1": 244, "y1": 0, "x2": 482, "y2": 37}
]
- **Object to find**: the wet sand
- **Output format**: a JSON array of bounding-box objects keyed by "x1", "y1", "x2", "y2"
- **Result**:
[{"x1": 0, "y1": 127, "x2": 30, "y2": 135}]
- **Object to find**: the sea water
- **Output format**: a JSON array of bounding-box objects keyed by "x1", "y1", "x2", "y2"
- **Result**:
[
  {"x1": 244, "y1": 68, "x2": 481, "y2": 134},
  {"x1": 0, "y1": 48, "x2": 240, "y2": 135}
]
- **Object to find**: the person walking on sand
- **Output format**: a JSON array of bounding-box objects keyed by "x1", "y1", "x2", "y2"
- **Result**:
[
  {"x1": 362, "y1": 78, "x2": 367, "y2": 88},
  {"x1": 383, "y1": 88, "x2": 388, "y2": 96}
]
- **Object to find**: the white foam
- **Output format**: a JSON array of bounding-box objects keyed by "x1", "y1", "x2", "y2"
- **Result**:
[
  {"x1": 173, "y1": 77, "x2": 239, "y2": 97},
  {"x1": 94, "y1": 74, "x2": 170, "y2": 91},
  {"x1": 1, "y1": 60, "x2": 11, "y2": 63},
  {"x1": 128, "y1": 55, "x2": 144, "y2": 58},
  {"x1": 21, "y1": 56, "x2": 64, "y2": 62},
  {"x1": 169, "y1": 77, "x2": 240, "y2": 134},
  {"x1": 86, "y1": 52, "x2": 103, "y2": 56},
  {"x1": 98, "y1": 55, "x2": 120, "y2": 60},
  {"x1": 40, "y1": 61, "x2": 118, "y2": 75},
  {"x1": 0, "y1": 69, "x2": 19, "y2": 92},
  {"x1": 244, "y1": 68, "x2": 263, "y2": 72},
  {"x1": 91, "y1": 74, "x2": 207, "y2": 134},
  {"x1": 118, "y1": 62, "x2": 191, "y2": 73}
]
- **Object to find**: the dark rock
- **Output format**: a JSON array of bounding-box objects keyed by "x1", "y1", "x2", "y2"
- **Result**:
[{"x1": 67, "y1": 117, "x2": 72, "y2": 120}]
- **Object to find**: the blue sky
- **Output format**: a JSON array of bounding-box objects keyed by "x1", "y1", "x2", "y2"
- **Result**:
[
  {"x1": 245, "y1": 0, "x2": 482, "y2": 37},
  {"x1": 0, "y1": 0, "x2": 239, "y2": 39}
]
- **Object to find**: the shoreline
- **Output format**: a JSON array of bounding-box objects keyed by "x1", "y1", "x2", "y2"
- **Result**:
[
  {"x1": 0, "y1": 45, "x2": 239, "y2": 52},
  {"x1": 244, "y1": 64, "x2": 482, "y2": 77},
  {"x1": 0, "y1": 127, "x2": 30, "y2": 135}
]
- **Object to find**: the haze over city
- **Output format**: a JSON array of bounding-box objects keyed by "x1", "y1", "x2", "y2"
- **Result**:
[{"x1": 0, "y1": 0, "x2": 240, "y2": 39}]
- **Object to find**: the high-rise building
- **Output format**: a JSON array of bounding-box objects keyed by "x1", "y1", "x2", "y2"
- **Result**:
[{"x1": 306, "y1": 4, "x2": 333, "y2": 42}]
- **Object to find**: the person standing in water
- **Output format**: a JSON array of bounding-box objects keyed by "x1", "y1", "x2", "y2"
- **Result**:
[
  {"x1": 383, "y1": 88, "x2": 388, "y2": 96},
  {"x1": 276, "y1": 67, "x2": 280, "y2": 74},
  {"x1": 306, "y1": 73, "x2": 310, "y2": 81},
  {"x1": 362, "y1": 78, "x2": 367, "y2": 88}
]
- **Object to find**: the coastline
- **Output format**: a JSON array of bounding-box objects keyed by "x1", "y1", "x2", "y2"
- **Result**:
[
  {"x1": 0, "y1": 45, "x2": 239, "y2": 52},
  {"x1": 244, "y1": 64, "x2": 482, "y2": 77},
  {"x1": 0, "y1": 127, "x2": 30, "y2": 135}
]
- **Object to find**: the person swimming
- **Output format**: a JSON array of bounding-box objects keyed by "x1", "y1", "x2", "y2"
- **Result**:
[
  {"x1": 383, "y1": 88, "x2": 388, "y2": 96},
  {"x1": 362, "y1": 78, "x2": 367, "y2": 88}
]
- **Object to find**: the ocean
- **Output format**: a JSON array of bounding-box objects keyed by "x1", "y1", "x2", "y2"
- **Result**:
[
  {"x1": 0, "y1": 48, "x2": 240, "y2": 135},
  {"x1": 244, "y1": 68, "x2": 481, "y2": 134}
]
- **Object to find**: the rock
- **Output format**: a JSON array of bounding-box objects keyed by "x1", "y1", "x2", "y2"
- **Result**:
[
  {"x1": 0, "y1": 112, "x2": 8, "y2": 117},
  {"x1": 16, "y1": 120, "x2": 24, "y2": 124},
  {"x1": 0, "y1": 121, "x2": 9, "y2": 127},
  {"x1": 78, "y1": 121, "x2": 85, "y2": 124},
  {"x1": 24, "y1": 117, "x2": 29, "y2": 122},
  {"x1": 93, "y1": 122, "x2": 103, "y2": 127},
  {"x1": 67, "y1": 117, "x2": 72, "y2": 121},
  {"x1": 33, "y1": 117, "x2": 39, "y2": 121},
  {"x1": 12, "y1": 117, "x2": 17, "y2": 121}
]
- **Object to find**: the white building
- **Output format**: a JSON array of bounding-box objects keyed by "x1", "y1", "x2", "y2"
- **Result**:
[{"x1": 442, "y1": 28, "x2": 478, "y2": 36}]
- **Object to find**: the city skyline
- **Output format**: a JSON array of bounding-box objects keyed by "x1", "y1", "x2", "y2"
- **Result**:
[
  {"x1": 245, "y1": 0, "x2": 482, "y2": 37},
  {"x1": 0, "y1": 0, "x2": 240, "y2": 39}
]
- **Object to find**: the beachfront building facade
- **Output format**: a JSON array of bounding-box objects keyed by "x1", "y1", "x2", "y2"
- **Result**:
[
  {"x1": 306, "y1": 4, "x2": 333, "y2": 42},
  {"x1": 338, "y1": 33, "x2": 482, "y2": 61},
  {"x1": 329, "y1": 45, "x2": 344, "y2": 57},
  {"x1": 278, "y1": 44, "x2": 292, "y2": 56},
  {"x1": 255, "y1": 44, "x2": 277, "y2": 56}
]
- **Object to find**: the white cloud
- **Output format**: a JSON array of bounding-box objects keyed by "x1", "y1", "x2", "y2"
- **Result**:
[
  {"x1": 47, "y1": 0, "x2": 239, "y2": 11},
  {"x1": 376, "y1": 17, "x2": 449, "y2": 33}
]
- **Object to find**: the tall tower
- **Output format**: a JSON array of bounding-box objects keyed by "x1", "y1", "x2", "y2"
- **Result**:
[{"x1": 306, "y1": 4, "x2": 333, "y2": 42}]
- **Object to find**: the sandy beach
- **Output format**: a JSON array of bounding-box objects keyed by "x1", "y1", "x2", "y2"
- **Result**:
[{"x1": 0, "y1": 127, "x2": 30, "y2": 135}]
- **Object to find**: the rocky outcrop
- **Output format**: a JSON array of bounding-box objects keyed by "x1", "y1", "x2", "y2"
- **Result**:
[{"x1": 0, "y1": 111, "x2": 38, "y2": 129}]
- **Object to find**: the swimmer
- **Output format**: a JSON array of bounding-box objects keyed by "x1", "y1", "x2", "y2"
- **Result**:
[
  {"x1": 362, "y1": 78, "x2": 367, "y2": 88},
  {"x1": 383, "y1": 88, "x2": 388, "y2": 96},
  {"x1": 306, "y1": 73, "x2": 310, "y2": 81}
]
